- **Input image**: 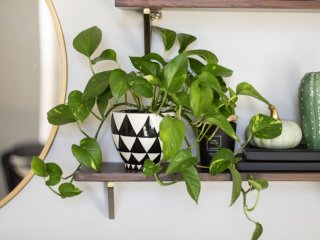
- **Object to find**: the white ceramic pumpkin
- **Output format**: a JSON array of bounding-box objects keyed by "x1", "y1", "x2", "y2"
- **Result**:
[
  {"x1": 246, "y1": 120, "x2": 302, "y2": 149},
  {"x1": 245, "y1": 105, "x2": 303, "y2": 149}
]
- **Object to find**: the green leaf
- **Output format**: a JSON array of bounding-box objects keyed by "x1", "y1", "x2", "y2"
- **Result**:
[
  {"x1": 255, "y1": 179, "x2": 268, "y2": 190},
  {"x1": 58, "y1": 183, "x2": 82, "y2": 198},
  {"x1": 130, "y1": 57, "x2": 159, "y2": 76},
  {"x1": 185, "y1": 50, "x2": 218, "y2": 64},
  {"x1": 252, "y1": 223, "x2": 263, "y2": 240},
  {"x1": 177, "y1": 33, "x2": 197, "y2": 53},
  {"x1": 45, "y1": 176, "x2": 61, "y2": 186},
  {"x1": 72, "y1": 138, "x2": 102, "y2": 171},
  {"x1": 197, "y1": 71, "x2": 228, "y2": 105},
  {"x1": 143, "y1": 160, "x2": 162, "y2": 177},
  {"x1": 249, "y1": 114, "x2": 282, "y2": 139},
  {"x1": 176, "y1": 92, "x2": 190, "y2": 108},
  {"x1": 68, "y1": 91, "x2": 95, "y2": 122},
  {"x1": 181, "y1": 166, "x2": 201, "y2": 204},
  {"x1": 143, "y1": 53, "x2": 167, "y2": 66},
  {"x1": 130, "y1": 77, "x2": 153, "y2": 98},
  {"x1": 83, "y1": 71, "x2": 111, "y2": 100},
  {"x1": 91, "y1": 49, "x2": 117, "y2": 64},
  {"x1": 31, "y1": 157, "x2": 46, "y2": 177},
  {"x1": 190, "y1": 80, "x2": 213, "y2": 117},
  {"x1": 160, "y1": 117, "x2": 185, "y2": 160},
  {"x1": 248, "y1": 175, "x2": 269, "y2": 191},
  {"x1": 229, "y1": 87, "x2": 238, "y2": 102},
  {"x1": 47, "y1": 104, "x2": 76, "y2": 125},
  {"x1": 73, "y1": 26, "x2": 102, "y2": 57},
  {"x1": 209, "y1": 148, "x2": 234, "y2": 176},
  {"x1": 44, "y1": 162, "x2": 63, "y2": 186},
  {"x1": 97, "y1": 88, "x2": 112, "y2": 116},
  {"x1": 202, "y1": 113, "x2": 240, "y2": 142},
  {"x1": 153, "y1": 26, "x2": 176, "y2": 51},
  {"x1": 143, "y1": 75, "x2": 162, "y2": 87},
  {"x1": 46, "y1": 163, "x2": 62, "y2": 177},
  {"x1": 109, "y1": 69, "x2": 129, "y2": 102},
  {"x1": 189, "y1": 58, "x2": 204, "y2": 75},
  {"x1": 202, "y1": 64, "x2": 233, "y2": 77},
  {"x1": 236, "y1": 82, "x2": 270, "y2": 105},
  {"x1": 229, "y1": 165, "x2": 242, "y2": 206},
  {"x1": 163, "y1": 54, "x2": 188, "y2": 93},
  {"x1": 166, "y1": 149, "x2": 198, "y2": 174},
  {"x1": 218, "y1": 77, "x2": 228, "y2": 93}
]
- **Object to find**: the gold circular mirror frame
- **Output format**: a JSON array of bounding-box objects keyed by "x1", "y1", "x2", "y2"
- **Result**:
[{"x1": 0, "y1": 0, "x2": 67, "y2": 208}]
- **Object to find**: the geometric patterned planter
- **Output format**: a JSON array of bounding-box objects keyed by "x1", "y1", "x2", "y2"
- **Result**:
[{"x1": 111, "y1": 110, "x2": 163, "y2": 171}]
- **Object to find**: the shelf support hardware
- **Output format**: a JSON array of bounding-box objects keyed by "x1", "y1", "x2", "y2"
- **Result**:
[
  {"x1": 143, "y1": 8, "x2": 161, "y2": 54},
  {"x1": 106, "y1": 182, "x2": 115, "y2": 219}
]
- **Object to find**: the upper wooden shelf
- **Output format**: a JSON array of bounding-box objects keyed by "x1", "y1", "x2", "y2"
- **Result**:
[
  {"x1": 115, "y1": 0, "x2": 320, "y2": 9},
  {"x1": 74, "y1": 163, "x2": 320, "y2": 182}
]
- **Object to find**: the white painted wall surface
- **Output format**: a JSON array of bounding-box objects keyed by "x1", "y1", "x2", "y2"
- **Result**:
[{"x1": 1, "y1": 0, "x2": 320, "y2": 239}]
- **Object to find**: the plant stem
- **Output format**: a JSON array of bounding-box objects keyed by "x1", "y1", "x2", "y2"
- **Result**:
[
  {"x1": 76, "y1": 122, "x2": 90, "y2": 138},
  {"x1": 196, "y1": 124, "x2": 207, "y2": 142},
  {"x1": 154, "y1": 173, "x2": 178, "y2": 186},
  {"x1": 70, "y1": 164, "x2": 83, "y2": 183},
  {"x1": 48, "y1": 185, "x2": 61, "y2": 197},
  {"x1": 157, "y1": 91, "x2": 168, "y2": 114},
  {"x1": 241, "y1": 188, "x2": 257, "y2": 224},
  {"x1": 154, "y1": 88, "x2": 161, "y2": 108},
  {"x1": 196, "y1": 164, "x2": 209, "y2": 169},
  {"x1": 235, "y1": 134, "x2": 252, "y2": 155},
  {"x1": 63, "y1": 164, "x2": 82, "y2": 180},
  {"x1": 151, "y1": 88, "x2": 157, "y2": 111},
  {"x1": 246, "y1": 190, "x2": 260, "y2": 212},
  {"x1": 208, "y1": 127, "x2": 220, "y2": 142},
  {"x1": 139, "y1": 96, "x2": 145, "y2": 111},
  {"x1": 199, "y1": 125, "x2": 211, "y2": 142},
  {"x1": 177, "y1": 105, "x2": 182, "y2": 118},
  {"x1": 89, "y1": 58, "x2": 95, "y2": 75},
  {"x1": 217, "y1": 95, "x2": 237, "y2": 109},
  {"x1": 91, "y1": 111, "x2": 104, "y2": 121},
  {"x1": 184, "y1": 136, "x2": 191, "y2": 148}
]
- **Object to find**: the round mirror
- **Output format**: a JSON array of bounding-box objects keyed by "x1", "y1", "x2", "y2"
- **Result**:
[{"x1": 0, "y1": 0, "x2": 67, "y2": 207}]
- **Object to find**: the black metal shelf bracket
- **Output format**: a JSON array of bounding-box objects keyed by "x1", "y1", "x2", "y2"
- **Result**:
[{"x1": 143, "y1": 8, "x2": 161, "y2": 54}]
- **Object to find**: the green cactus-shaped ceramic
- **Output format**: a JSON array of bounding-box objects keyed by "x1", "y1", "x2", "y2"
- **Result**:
[{"x1": 299, "y1": 72, "x2": 320, "y2": 149}]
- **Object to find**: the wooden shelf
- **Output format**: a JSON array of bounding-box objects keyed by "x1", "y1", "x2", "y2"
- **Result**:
[
  {"x1": 74, "y1": 162, "x2": 320, "y2": 219},
  {"x1": 75, "y1": 162, "x2": 320, "y2": 182},
  {"x1": 115, "y1": 0, "x2": 320, "y2": 10}
]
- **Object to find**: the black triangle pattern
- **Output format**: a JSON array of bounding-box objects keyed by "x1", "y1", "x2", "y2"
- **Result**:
[
  {"x1": 110, "y1": 114, "x2": 118, "y2": 134},
  {"x1": 111, "y1": 112, "x2": 164, "y2": 171},
  {"x1": 118, "y1": 136, "x2": 130, "y2": 152},
  {"x1": 148, "y1": 138, "x2": 162, "y2": 153},
  {"x1": 127, "y1": 153, "x2": 148, "y2": 165},
  {"x1": 152, "y1": 154, "x2": 161, "y2": 164},
  {"x1": 130, "y1": 138, "x2": 146, "y2": 153},
  {"x1": 118, "y1": 115, "x2": 136, "y2": 136},
  {"x1": 137, "y1": 116, "x2": 158, "y2": 137}
]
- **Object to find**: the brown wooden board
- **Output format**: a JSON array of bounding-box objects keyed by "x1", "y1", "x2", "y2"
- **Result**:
[{"x1": 74, "y1": 162, "x2": 320, "y2": 182}]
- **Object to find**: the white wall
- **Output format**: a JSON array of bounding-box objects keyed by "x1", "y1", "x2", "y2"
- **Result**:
[{"x1": 1, "y1": 0, "x2": 320, "y2": 239}]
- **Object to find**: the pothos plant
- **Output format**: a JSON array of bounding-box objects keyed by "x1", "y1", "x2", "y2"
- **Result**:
[{"x1": 32, "y1": 26, "x2": 282, "y2": 240}]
